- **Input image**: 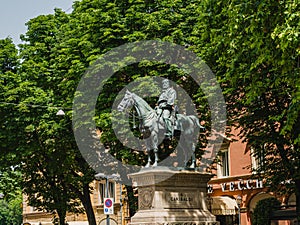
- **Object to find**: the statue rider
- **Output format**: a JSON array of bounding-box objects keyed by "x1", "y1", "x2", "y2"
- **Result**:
[{"x1": 156, "y1": 79, "x2": 177, "y2": 139}]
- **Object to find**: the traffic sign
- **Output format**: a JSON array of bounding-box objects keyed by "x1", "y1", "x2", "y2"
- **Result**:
[{"x1": 104, "y1": 198, "x2": 114, "y2": 214}]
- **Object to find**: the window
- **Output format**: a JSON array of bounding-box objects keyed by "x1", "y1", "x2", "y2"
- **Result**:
[
  {"x1": 98, "y1": 181, "x2": 115, "y2": 204},
  {"x1": 251, "y1": 145, "x2": 265, "y2": 173},
  {"x1": 99, "y1": 183, "x2": 105, "y2": 204},
  {"x1": 108, "y1": 182, "x2": 115, "y2": 200},
  {"x1": 217, "y1": 144, "x2": 230, "y2": 177},
  {"x1": 221, "y1": 150, "x2": 229, "y2": 177}
]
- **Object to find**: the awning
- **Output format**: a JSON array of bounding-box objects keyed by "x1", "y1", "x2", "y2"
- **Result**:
[
  {"x1": 211, "y1": 196, "x2": 238, "y2": 215},
  {"x1": 271, "y1": 207, "x2": 297, "y2": 220}
]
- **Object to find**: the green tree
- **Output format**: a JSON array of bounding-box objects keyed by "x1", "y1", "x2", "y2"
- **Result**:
[
  {"x1": 53, "y1": 0, "x2": 210, "y2": 216},
  {"x1": 3, "y1": 1, "x2": 220, "y2": 224},
  {"x1": 0, "y1": 169, "x2": 22, "y2": 202},
  {"x1": 66, "y1": 0, "x2": 211, "y2": 162},
  {"x1": 0, "y1": 192, "x2": 22, "y2": 225},
  {"x1": 0, "y1": 169, "x2": 22, "y2": 225},
  {"x1": 194, "y1": 0, "x2": 300, "y2": 222},
  {"x1": 0, "y1": 38, "x2": 20, "y2": 166},
  {"x1": 252, "y1": 198, "x2": 281, "y2": 225},
  {"x1": 14, "y1": 0, "x2": 212, "y2": 222},
  {"x1": 18, "y1": 10, "x2": 97, "y2": 225}
]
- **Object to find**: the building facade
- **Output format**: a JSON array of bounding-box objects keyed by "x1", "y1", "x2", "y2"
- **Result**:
[
  {"x1": 23, "y1": 180, "x2": 130, "y2": 225},
  {"x1": 207, "y1": 128, "x2": 297, "y2": 225},
  {"x1": 23, "y1": 128, "x2": 297, "y2": 225}
]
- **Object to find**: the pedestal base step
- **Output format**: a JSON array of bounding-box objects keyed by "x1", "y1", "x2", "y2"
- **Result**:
[{"x1": 130, "y1": 222, "x2": 220, "y2": 225}]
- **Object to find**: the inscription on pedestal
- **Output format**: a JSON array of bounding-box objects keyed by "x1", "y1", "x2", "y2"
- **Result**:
[{"x1": 164, "y1": 192, "x2": 198, "y2": 208}]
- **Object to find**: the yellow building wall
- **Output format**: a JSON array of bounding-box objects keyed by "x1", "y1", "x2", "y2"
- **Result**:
[{"x1": 23, "y1": 180, "x2": 130, "y2": 225}]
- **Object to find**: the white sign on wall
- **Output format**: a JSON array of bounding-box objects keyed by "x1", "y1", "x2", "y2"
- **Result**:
[{"x1": 208, "y1": 179, "x2": 264, "y2": 194}]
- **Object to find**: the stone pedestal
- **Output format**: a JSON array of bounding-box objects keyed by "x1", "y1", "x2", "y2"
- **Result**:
[{"x1": 129, "y1": 167, "x2": 219, "y2": 225}]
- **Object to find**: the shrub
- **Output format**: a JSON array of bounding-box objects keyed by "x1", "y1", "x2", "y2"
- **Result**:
[{"x1": 252, "y1": 197, "x2": 281, "y2": 225}]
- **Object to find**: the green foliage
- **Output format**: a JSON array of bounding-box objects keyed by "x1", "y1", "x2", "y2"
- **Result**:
[
  {"x1": 5, "y1": 0, "x2": 299, "y2": 223},
  {"x1": 252, "y1": 198, "x2": 281, "y2": 225},
  {"x1": 0, "y1": 38, "x2": 19, "y2": 73},
  {"x1": 1, "y1": 1, "x2": 212, "y2": 224},
  {"x1": 0, "y1": 169, "x2": 22, "y2": 202},
  {"x1": 0, "y1": 169, "x2": 22, "y2": 225},
  {"x1": 0, "y1": 38, "x2": 21, "y2": 163},
  {"x1": 195, "y1": 0, "x2": 300, "y2": 156},
  {"x1": 193, "y1": 0, "x2": 300, "y2": 219},
  {"x1": 8, "y1": 1, "x2": 214, "y2": 222},
  {"x1": 3, "y1": 9, "x2": 96, "y2": 225},
  {"x1": 0, "y1": 193, "x2": 23, "y2": 225}
]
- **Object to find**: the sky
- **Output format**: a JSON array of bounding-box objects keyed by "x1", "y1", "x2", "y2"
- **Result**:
[{"x1": 0, "y1": 0, "x2": 74, "y2": 45}]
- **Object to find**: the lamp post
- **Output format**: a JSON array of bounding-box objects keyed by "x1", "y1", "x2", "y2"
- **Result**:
[
  {"x1": 119, "y1": 183, "x2": 123, "y2": 225},
  {"x1": 236, "y1": 195, "x2": 242, "y2": 225},
  {"x1": 95, "y1": 173, "x2": 121, "y2": 225}
]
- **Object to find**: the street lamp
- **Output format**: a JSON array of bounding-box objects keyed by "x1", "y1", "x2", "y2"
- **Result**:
[
  {"x1": 56, "y1": 109, "x2": 65, "y2": 116},
  {"x1": 95, "y1": 173, "x2": 121, "y2": 225},
  {"x1": 236, "y1": 195, "x2": 242, "y2": 225}
]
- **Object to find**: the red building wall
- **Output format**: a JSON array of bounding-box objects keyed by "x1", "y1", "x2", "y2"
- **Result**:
[{"x1": 207, "y1": 128, "x2": 293, "y2": 225}]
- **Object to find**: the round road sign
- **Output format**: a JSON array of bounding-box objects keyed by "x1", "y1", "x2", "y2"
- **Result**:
[{"x1": 105, "y1": 198, "x2": 113, "y2": 208}]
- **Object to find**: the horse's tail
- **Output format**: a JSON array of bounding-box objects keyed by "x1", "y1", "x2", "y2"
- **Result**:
[{"x1": 189, "y1": 115, "x2": 205, "y2": 130}]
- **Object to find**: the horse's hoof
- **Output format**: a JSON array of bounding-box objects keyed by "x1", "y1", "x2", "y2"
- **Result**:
[
  {"x1": 152, "y1": 162, "x2": 158, "y2": 167},
  {"x1": 145, "y1": 162, "x2": 151, "y2": 168}
]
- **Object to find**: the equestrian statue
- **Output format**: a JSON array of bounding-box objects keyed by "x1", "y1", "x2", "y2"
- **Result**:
[{"x1": 117, "y1": 80, "x2": 203, "y2": 168}]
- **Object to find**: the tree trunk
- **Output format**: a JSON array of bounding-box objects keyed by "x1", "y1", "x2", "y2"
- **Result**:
[
  {"x1": 82, "y1": 183, "x2": 97, "y2": 225},
  {"x1": 69, "y1": 182, "x2": 97, "y2": 225},
  {"x1": 125, "y1": 185, "x2": 138, "y2": 217},
  {"x1": 296, "y1": 179, "x2": 300, "y2": 225},
  {"x1": 57, "y1": 209, "x2": 67, "y2": 225}
]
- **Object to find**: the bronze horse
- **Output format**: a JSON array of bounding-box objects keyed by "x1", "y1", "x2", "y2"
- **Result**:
[{"x1": 117, "y1": 90, "x2": 202, "y2": 168}]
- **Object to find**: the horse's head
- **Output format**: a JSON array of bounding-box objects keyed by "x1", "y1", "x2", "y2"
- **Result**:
[{"x1": 117, "y1": 90, "x2": 135, "y2": 112}]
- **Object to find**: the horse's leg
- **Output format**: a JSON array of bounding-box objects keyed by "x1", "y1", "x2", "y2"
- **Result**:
[
  {"x1": 145, "y1": 155, "x2": 151, "y2": 168},
  {"x1": 144, "y1": 138, "x2": 152, "y2": 168},
  {"x1": 190, "y1": 143, "x2": 196, "y2": 169},
  {"x1": 152, "y1": 129, "x2": 159, "y2": 167},
  {"x1": 184, "y1": 148, "x2": 188, "y2": 168},
  {"x1": 145, "y1": 151, "x2": 152, "y2": 168},
  {"x1": 190, "y1": 155, "x2": 195, "y2": 169},
  {"x1": 181, "y1": 137, "x2": 189, "y2": 168},
  {"x1": 182, "y1": 137, "x2": 196, "y2": 169},
  {"x1": 153, "y1": 148, "x2": 158, "y2": 167}
]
